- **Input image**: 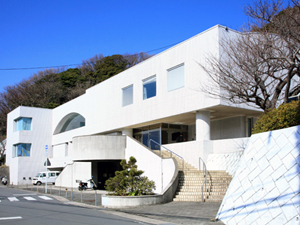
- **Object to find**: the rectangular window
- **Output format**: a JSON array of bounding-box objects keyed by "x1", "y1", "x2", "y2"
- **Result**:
[
  {"x1": 143, "y1": 76, "x2": 156, "y2": 100},
  {"x1": 15, "y1": 117, "x2": 32, "y2": 131},
  {"x1": 122, "y1": 85, "x2": 133, "y2": 106},
  {"x1": 13, "y1": 143, "x2": 31, "y2": 157},
  {"x1": 167, "y1": 64, "x2": 184, "y2": 92}
]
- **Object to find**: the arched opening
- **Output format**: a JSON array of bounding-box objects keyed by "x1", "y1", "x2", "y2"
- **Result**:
[{"x1": 54, "y1": 113, "x2": 85, "y2": 134}]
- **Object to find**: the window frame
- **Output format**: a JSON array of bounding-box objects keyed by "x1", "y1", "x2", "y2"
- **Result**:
[
  {"x1": 167, "y1": 64, "x2": 185, "y2": 92},
  {"x1": 13, "y1": 143, "x2": 31, "y2": 158},
  {"x1": 143, "y1": 75, "x2": 157, "y2": 100},
  {"x1": 14, "y1": 117, "x2": 32, "y2": 131},
  {"x1": 122, "y1": 84, "x2": 134, "y2": 107}
]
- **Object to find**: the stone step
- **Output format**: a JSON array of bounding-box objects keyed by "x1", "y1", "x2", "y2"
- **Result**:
[
  {"x1": 178, "y1": 177, "x2": 232, "y2": 181},
  {"x1": 178, "y1": 182, "x2": 231, "y2": 186},
  {"x1": 174, "y1": 167, "x2": 232, "y2": 203},
  {"x1": 173, "y1": 195, "x2": 225, "y2": 201},
  {"x1": 176, "y1": 192, "x2": 227, "y2": 196},
  {"x1": 178, "y1": 188, "x2": 229, "y2": 192}
]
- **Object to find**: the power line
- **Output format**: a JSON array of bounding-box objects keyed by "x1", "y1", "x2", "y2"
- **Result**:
[
  {"x1": 0, "y1": 41, "x2": 182, "y2": 71},
  {"x1": 0, "y1": 64, "x2": 80, "y2": 71}
]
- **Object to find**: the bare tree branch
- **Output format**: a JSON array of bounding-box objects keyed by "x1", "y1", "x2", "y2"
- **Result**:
[{"x1": 199, "y1": 0, "x2": 300, "y2": 112}]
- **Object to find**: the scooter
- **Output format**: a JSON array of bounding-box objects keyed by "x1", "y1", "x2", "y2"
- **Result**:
[
  {"x1": 77, "y1": 178, "x2": 97, "y2": 191},
  {"x1": 1, "y1": 176, "x2": 7, "y2": 185}
]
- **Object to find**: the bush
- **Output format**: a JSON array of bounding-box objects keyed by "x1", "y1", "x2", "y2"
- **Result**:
[
  {"x1": 105, "y1": 156, "x2": 155, "y2": 196},
  {"x1": 252, "y1": 100, "x2": 300, "y2": 134}
]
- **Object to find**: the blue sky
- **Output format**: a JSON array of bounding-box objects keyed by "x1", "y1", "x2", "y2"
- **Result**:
[{"x1": 0, "y1": 0, "x2": 253, "y2": 92}]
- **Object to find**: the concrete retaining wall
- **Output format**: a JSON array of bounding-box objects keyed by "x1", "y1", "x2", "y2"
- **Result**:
[
  {"x1": 216, "y1": 125, "x2": 300, "y2": 224},
  {"x1": 72, "y1": 135, "x2": 126, "y2": 160},
  {"x1": 55, "y1": 162, "x2": 91, "y2": 188}
]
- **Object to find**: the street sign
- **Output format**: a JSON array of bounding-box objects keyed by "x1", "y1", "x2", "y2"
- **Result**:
[{"x1": 45, "y1": 145, "x2": 48, "y2": 157}]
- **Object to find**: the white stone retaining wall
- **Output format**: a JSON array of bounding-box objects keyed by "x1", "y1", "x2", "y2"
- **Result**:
[
  {"x1": 206, "y1": 151, "x2": 244, "y2": 176},
  {"x1": 216, "y1": 125, "x2": 300, "y2": 225}
]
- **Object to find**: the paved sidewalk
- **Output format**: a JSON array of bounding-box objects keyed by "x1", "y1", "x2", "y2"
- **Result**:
[
  {"x1": 5, "y1": 184, "x2": 224, "y2": 225},
  {"x1": 111, "y1": 201, "x2": 224, "y2": 225}
]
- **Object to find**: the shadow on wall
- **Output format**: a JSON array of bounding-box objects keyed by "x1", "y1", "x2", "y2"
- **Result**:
[{"x1": 216, "y1": 125, "x2": 300, "y2": 224}]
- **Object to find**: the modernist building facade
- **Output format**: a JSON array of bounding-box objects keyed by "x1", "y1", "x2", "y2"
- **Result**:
[{"x1": 6, "y1": 25, "x2": 262, "y2": 192}]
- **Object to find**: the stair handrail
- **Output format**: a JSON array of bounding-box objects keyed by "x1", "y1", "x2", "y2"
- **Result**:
[
  {"x1": 199, "y1": 157, "x2": 207, "y2": 203},
  {"x1": 149, "y1": 139, "x2": 185, "y2": 171}
]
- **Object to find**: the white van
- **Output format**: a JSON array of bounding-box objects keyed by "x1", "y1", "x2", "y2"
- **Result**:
[{"x1": 32, "y1": 171, "x2": 60, "y2": 185}]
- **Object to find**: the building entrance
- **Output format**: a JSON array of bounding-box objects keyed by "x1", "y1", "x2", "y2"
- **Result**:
[
  {"x1": 94, "y1": 161, "x2": 122, "y2": 190},
  {"x1": 133, "y1": 123, "x2": 188, "y2": 150}
]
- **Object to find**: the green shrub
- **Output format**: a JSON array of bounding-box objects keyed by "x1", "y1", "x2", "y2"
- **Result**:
[
  {"x1": 252, "y1": 100, "x2": 300, "y2": 134},
  {"x1": 105, "y1": 156, "x2": 155, "y2": 196}
]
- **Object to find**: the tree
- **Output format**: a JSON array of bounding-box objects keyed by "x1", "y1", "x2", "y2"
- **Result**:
[
  {"x1": 0, "y1": 136, "x2": 5, "y2": 166},
  {"x1": 200, "y1": 0, "x2": 300, "y2": 112},
  {"x1": 252, "y1": 100, "x2": 300, "y2": 133},
  {"x1": 0, "y1": 52, "x2": 153, "y2": 150},
  {"x1": 105, "y1": 156, "x2": 155, "y2": 196}
]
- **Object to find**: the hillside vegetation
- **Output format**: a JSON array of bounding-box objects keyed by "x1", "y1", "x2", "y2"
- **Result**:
[{"x1": 0, "y1": 52, "x2": 152, "y2": 139}]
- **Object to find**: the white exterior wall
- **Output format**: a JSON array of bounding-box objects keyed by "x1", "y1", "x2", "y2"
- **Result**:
[
  {"x1": 6, "y1": 106, "x2": 52, "y2": 185},
  {"x1": 125, "y1": 136, "x2": 175, "y2": 194},
  {"x1": 5, "y1": 25, "x2": 262, "y2": 188},
  {"x1": 211, "y1": 116, "x2": 247, "y2": 140},
  {"x1": 55, "y1": 162, "x2": 91, "y2": 188},
  {"x1": 51, "y1": 25, "x2": 225, "y2": 145},
  {"x1": 72, "y1": 135, "x2": 125, "y2": 160}
]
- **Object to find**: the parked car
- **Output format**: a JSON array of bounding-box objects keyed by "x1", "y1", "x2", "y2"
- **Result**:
[{"x1": 32, "y1": 171, "x2": 60, "y2": 185}]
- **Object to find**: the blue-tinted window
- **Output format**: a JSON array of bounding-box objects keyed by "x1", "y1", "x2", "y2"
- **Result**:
[
  {"x1": 143, "y1": 76, "x2": 156, "y2": 100},
  {"x1": 13, "y1": 143, "x2": 31, "y2": 157},
  {"x1": 15, "y1": 117, "x2": 32, "y2": 131}
]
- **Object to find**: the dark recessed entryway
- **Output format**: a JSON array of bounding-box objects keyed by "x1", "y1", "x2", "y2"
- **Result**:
[{"x1": 92, "y1": 160, "x2": 122, "y2": 190}]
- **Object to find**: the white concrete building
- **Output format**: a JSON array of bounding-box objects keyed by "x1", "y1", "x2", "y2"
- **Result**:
[{"x1": 5, "y1": 25, "x2": 261, "y2": 193}]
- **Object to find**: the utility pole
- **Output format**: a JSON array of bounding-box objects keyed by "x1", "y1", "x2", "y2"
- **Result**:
[{"x1": 45, "y1": 145, "x2": 48, "y2": 194}]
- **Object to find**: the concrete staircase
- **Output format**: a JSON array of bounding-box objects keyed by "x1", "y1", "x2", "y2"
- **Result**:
[
  {"x1": 153, "y1": 149, "x2": 232, "y2": 202},
  {"x1": 174, "y1": 170, "x2": 232, "y2": 202}
]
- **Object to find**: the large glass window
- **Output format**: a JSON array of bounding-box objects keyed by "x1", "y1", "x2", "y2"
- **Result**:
[
  {"x1": 59, "y1": 114, "x2": 85, "y2": 133},
  {"x1": 54, "y1": 113, "x2": 85, "y2": 135},
  {"x1": 13, "y1": 143, "x2": 31, "y2": 157},
  {"x1": 167, "y1": 64, "x2": 185, "y2": 91},
  {"x1": 143, "y1": 76, "x2": 156, "y2": 100},
  {"x1": 122, "y1": 85, "x2": 133, "y2": 106},
  {"x1": 15, "y1": 117, "x2": 32, "y2": 131}
]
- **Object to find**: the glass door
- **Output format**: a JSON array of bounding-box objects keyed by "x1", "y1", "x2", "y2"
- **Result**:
[{"x1": 142, "y1": 128, "x2": 161, "y2": 150}]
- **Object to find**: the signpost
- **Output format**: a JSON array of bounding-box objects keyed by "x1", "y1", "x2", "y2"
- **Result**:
[{"x1": 45, "y1": 145, "x2": 48, "y2": 193}]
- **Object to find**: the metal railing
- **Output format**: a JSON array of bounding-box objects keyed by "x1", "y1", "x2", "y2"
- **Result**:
[
  {"x1": 199, "y1": 157, "x2": 207, "y2": 203},
  {"x1": 8, "y1": 183, "x2": 102, "y2": 206},
  {"x1": 149, "y1": 139, "x2": 185, "y2": 171}
]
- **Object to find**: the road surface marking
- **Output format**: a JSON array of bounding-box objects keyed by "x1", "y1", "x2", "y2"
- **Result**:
[
  {"x1": 24, "y1": 197, "x2": 36, "y2": 201},
  {"x1": 8, "y1": 197, "x2": 19, "y2": 202},
  {"x1": 0, "y1": 216, "x2": 22, "y2": 220},
  {"x1": 38, "y1": 196, "x2": 53, "y2": 200}
]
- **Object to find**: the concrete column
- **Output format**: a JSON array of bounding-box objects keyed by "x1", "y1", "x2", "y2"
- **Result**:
[
  {"x1": 196, "y1": 111, "x2": 210, "y2": 141},
  {"x1": 122, "y1": 128, "x2": 133, "y2": 137}
]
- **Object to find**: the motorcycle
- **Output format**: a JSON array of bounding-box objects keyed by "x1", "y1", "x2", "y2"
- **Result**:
[
  {"x1": 77, "y1": 178, "x2": 97, "y2": 191},
  {"x1": 1, "y1": 176, "x2": 7, "y2": 185}
]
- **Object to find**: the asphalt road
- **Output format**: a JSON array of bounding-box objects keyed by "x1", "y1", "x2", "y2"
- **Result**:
[{"x1": 0, "y1": 187, "x2": 153, "y2": 225}]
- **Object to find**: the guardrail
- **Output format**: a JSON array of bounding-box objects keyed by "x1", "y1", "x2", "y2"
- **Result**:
[
  {"x1": 199, "y1": 157, "x2": 207, "y2": 203},
  {"x1": 7, "y1": 183, "x2": 103, "y2": 206}
]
